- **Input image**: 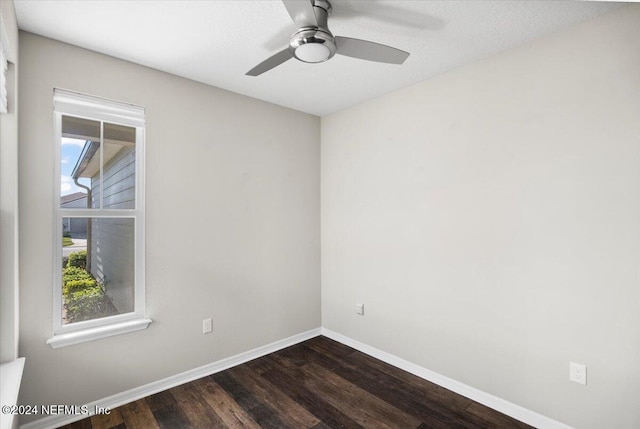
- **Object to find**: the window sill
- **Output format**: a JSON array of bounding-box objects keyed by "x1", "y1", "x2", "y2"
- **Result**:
[
  {"x1": 46, "y1": 318, "x2": 152, "y2": 349},
  {"x1": 0, "y1": 358, "x2": 25, "y2": 429}
]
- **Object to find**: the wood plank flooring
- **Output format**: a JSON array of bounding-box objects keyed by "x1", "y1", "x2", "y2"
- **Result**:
[{"x1": 59, "y1": 336, "x2": 533, "y2": 429}]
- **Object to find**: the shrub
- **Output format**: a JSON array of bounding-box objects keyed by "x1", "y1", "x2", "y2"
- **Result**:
[
  {"x1": 62, "y1": 231, "x2": 72, "y2": 238},
  {"x1": 65, "y1": 287, "x2": 108, "y2": 323},
  {"x1": 63, "y1": 278, "x2": 99, "y2": 296},
  {"x1": 62, "y1": 266, "x2": 94, "y2": 285},
  {"x1": 63, "y1": 266, "x2": 92, "y2": 280},
  {"x1": 61, "y1": 264, "x2": 109, "y2": 323},
  {"x1": 67, "y1": 250, "x2": 87, "y2": 269}
]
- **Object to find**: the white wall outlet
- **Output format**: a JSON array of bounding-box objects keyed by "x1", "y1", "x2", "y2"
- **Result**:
[
  {"x1": 355, "y1": 304, "x2": 364, "y2": 316},
  {"x1": 202, "y1": 318, "x2": 212, "y2": 334},
  {"x1": 569, "y1": 362, "x2": 587, "y2": 385}
]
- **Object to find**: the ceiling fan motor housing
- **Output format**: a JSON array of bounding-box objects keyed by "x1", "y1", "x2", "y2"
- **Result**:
[
  {"x1": 289, "y1": 0, "x2": 336, "y2": 63},
  {"x1": 289, "y1": 28, "x2": 336, "y2": 63}
]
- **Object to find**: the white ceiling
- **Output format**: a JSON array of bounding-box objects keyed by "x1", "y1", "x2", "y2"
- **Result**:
[{"x1": 14, "y1": 0, "x2": 623, "y2": 116}]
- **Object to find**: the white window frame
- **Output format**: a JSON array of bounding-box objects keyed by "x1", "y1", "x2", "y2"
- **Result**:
[{"x1": 47, "y1": 89, "x2": 150, "y2": 349}]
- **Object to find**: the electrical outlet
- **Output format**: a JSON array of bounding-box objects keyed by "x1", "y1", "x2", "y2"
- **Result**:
[
  {"x1": 569, "y1": 362, "x2": 586, "y2": 385},
  {"x1": 202, "y1": 318, "x2": 212, "y2": 334},
  {"x1": 355, "y1": 304, "x2": 364, "y2": 316}
]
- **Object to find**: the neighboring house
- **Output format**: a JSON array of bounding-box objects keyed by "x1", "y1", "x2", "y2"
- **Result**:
[
  {"x1": 60, "y1": 191, "x2": 88, "y2": 236},
  {"x1": 71, "y1": 131, "x2": 136, "y2": 314}
]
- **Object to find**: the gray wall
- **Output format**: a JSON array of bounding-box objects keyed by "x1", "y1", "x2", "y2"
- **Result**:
[
  {"x1": 321, "y1": 5, "x2": 640, "y2": 429},
  {"x1": 19, "y1": 31, "x2": 320, "y2": 425},
  {"x1": 0, "y1": 0, "x2": 19, "y2": 364}
]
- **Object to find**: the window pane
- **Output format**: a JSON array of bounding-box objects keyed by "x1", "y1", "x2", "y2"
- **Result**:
[
  {"x1": 60, "y1": 118, "x2": 137, "y2": 210},
  {"x1": 61, "y1": 116, "x2": 99, "y2": 208},
  {"x1": 61, "y1": 217, "x2": 135, "y2": 325},
  {"x1": 102, "y1": 123, "x2": 136, "y2": 209}
]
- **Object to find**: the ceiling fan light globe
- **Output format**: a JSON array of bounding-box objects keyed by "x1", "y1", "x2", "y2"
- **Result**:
[{"x1": 294, "y1": 43, "x2": 331, "y2": 63}]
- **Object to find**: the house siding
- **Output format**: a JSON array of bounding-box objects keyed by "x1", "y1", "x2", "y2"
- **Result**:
[
  {"x1": 61, "y1": 195, "x2": 88, "y2": 236},
  {"x1": 90, "y1": 146, "x2": 135, "y2": 313},
  {"x1": 92, "y1": 217, "x2": 135, "y2": 314}
]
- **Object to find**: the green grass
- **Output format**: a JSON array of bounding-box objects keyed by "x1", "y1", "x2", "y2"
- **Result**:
[{"x1": 62, "y1": 237, "x2": 74, "y2": 247}]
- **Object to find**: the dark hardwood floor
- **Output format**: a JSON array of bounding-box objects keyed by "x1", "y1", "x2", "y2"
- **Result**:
[{"x1": 59, "y1": 336, "x2": 533, "y2": 429}]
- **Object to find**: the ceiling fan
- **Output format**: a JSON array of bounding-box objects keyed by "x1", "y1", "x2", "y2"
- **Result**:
[{"x1": 246, "y1": 0, "x2": 410, "y2": 76}]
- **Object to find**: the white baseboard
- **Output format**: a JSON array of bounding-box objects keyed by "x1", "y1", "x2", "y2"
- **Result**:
[
  {"x1": 21, "y1": 327, "x2": 573, "y2": 429},
  {"x1": 321, "y1": 328, "x2": 573, "y2": 429},
  {"x1": 20, "y1": 328, "x2": 321, "y2": 429}
]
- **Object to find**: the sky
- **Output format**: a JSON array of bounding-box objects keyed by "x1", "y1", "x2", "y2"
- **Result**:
[{"x1": 61, "y1": 137, "x2": 91, "y2": 197}]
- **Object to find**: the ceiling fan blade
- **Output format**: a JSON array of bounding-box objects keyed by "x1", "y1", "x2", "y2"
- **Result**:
[
  {"x1": 281, "y1": 0, "x2": 318, "y2": 28},
  {"x1": 246, "y1": 48, "x2": 293, "y2": 76},
  {"x1": 335, "y1": 36, "x2": 409, "y2": 65}
]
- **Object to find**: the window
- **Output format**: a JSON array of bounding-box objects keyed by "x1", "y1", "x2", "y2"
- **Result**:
[{"x1": 47, "y1": 89, "x2": 150, "y2": 348}]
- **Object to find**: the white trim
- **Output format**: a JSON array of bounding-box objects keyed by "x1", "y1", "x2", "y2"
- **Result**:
[
  {"x1": 51, "y1": 91, "x2": 146, "y2": 343},
  {"x1": 57, "y1": 210, "x2": 137, "y2": 218},
  {"x1": 52, "y1": 112, "x2": 63, "y2": 334},
  {"x1": 22, "y1": 328, "x2": 321, "y2": 429},
  {"x1": 53, "y1": 89, "x2": 145, "y2": 127},
  {"x1": 46, "y1": 318, "x2": 152, "y2": 349},
  {"x1": 99, "y1": 121, "x2": 104, "y2": 209},
  {"x1": 24, "y1": 327, "x2": 574, "y2": 429},
  {"x1": 134, "y1": 125, "x2": 146, "y2": 316},
  {"x1": 0, "y1": 358, "x2": 25, "y2": 429},
  {"x1": 321, "y1": 328, "x2": 574, "y2": 429},
  {"x1": 50, "y1": 311, "x2": 146, "y2": 335}
]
